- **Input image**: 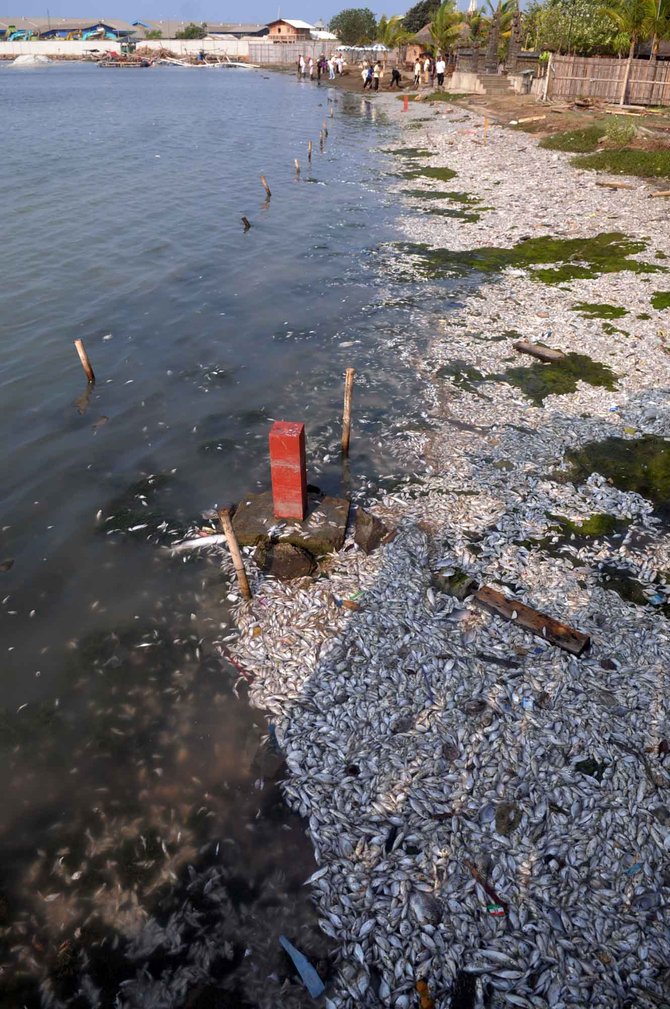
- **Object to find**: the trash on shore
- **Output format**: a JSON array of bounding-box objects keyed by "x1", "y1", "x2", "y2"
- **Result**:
[{"x1": 278, "y1": 934, "x2": 325, "y2": 998}]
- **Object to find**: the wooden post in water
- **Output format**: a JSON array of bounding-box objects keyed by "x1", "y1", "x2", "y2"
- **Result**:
[
  {"x1": 295, "y1": 158, "x2": 301, "y2": 176},
  {"x1": 329, "y1": 106, "x2": 334, "y2": 118},
  {"x1": 74, "y1": 339, "x2": 95, "y2": 384},
  {"x1": 307, "y1": 140, "x2": 313, "y2": 163},
  {"x1": 322, "y1": 120, "x2": 328, "y2": 137},
  {"x1": 260, "y1": 175, "x2": 271, "y2": 198},
  {"x1": 242, "y1": 216, "x2": 251, "y2": 232},
  {"x1": 341, "y1": 368, "x2": 355, "y2": 457},
  {"x1": 218, "y1": 508, "x2": 252, "y2": 600}
]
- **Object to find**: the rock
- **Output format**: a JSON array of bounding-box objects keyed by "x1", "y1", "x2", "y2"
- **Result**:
[
  {"x1": 495, "y1": 801, "x2": 522, "y2": 836},
  {"x1": 233, "y1": 491, "x2": 349, "y2": 557},
  {"x1": 255, "y1": 542, "x2": 316, "y2": 581},
  {"x1": 432, "y1": 567, "x2": 478, "y2": 600},
  {"x1": 354, "y1": 508, "x2": 388, "y2": 554}
]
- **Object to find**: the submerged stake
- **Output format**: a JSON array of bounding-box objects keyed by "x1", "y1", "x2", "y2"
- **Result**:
[
  {"x1": 307, "y1": 140, "x2": 313, "y2": 162},
  {"x1": 242, "y1": 216, "x2": 251, "y2": 232},
  {"x1": 74, "y1": 339, "x2": 95, "y2": 384},
  {"x1": 218, "y1": 508, "x2": 251, "y2": 600},
  {"x1": 341, "y1": 367, "x2": 355, "y2": 456},
  {"x1": 294, "y1": 158, "x2": 301, "y2": 176},
  {"x1": 260, "y1": 175, "x2": 271, "y2": 198}
]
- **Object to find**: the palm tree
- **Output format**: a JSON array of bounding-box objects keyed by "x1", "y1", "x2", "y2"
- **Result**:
[
  {"x1": 600, "y1": 0, "x2": 662, "y2": 102},
  {"x1": 376, "y1": 13, "x2": 416, "y2": 64},
  {"x1": 648, "y1": 0, "x2": 670, "y2": 61},
  {"x1": 429, "y1": 0, "x2": 465, "y2": 54}
]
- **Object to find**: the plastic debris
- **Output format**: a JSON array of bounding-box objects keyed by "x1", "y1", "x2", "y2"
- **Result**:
[
  {"x1": 279, "y1": 935, "x2": 325, "y2": 998},
  {"x1": 487, "y1": 902, "x2": 506, "y2": 917},
  {"x1": 416, "y1": 979, "x2": 436, "y2": 1009}
]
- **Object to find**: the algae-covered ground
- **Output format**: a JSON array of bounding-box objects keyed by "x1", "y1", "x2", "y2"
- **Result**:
[
  {"x1": 404, "y1": 165, "x2": 458, "y2": 182},
  {"x1": 573, "y1": 149, "x2": 670, "y2": 180},
  {"x1": 570, "y1": 301, "x2": 629, "y2": 320},
  {"x1": 565, "y1": 435, "x2": 670, "y2": 520},
  {"x1": 401, "y1": 232, "x2": 663, "y2": 284},
  {"x1": 652, "y1": 290, "x2": 670, "y2": 310},
  {"x1": 498, "y1": 352, "x2": 618, "y2": 405}
]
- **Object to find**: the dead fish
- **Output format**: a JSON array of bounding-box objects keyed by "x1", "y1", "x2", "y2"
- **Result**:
[{"x1": 0, "y1": 559, "x2": 14, "y2": 573}]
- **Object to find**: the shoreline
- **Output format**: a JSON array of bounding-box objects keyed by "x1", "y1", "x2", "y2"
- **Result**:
[{"x1": 225, "y1": 91, "x2": 670, "y2": 1007}]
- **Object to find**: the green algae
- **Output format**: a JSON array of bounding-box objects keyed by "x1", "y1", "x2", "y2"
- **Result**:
[
  {"x1": 549, "y1": 512, "x2": 629, "y2": 538},
  {"x1": 403, "y1": 188, "x2": 481, "y2": 205},
  {"x1": 404, "y1": 165, "x2": 458, "y2": 182},
  {"x1": 572, "y1": 149, "x2": 670, "y2": 179},
  {"x1": 651, "y1": 290, "x2": 670, "y2": 310},
  {"x1": 602, "y1": 322, "x2": 630, "y2": 337},
  {"x1": 564, "y1": 435, "x2": 670, "y2": 521},
  {"x1": 423, "y1": 206, "x2": 486, "y2": 222},
  {"x1": 637, "y1": 312, "x2": 652, "y2": 320},
  {"x1": 385, "y1": 147, "x2": 433, "y2": 158},
  {"x1": 400, "y1": 232, "x2": 663, "y2": 285},
  {"x1": 498, "y1": 352, "x2": 618, "y2": 405},
  {"x1": 436, "y1": 359, "x2": 484, "y2": 392},
  {"x1": 570, "y1": 301, "x2": 628, "y2": 320}
]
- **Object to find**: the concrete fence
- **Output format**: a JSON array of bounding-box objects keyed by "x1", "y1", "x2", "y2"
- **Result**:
[
  {"x1": 248, "y1": 40, "x2": 340, "y2": 65},
  {"x1": 0, "y1": 37, "x2": 250, "y2": 58},
  {"x1": 546, "y1": 53, "x2": 670, "y2": 106}
]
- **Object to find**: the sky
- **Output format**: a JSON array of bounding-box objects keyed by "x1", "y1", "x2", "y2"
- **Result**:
[{"x1": 7, "y1": 2, "x2": 373, "y2": 24}]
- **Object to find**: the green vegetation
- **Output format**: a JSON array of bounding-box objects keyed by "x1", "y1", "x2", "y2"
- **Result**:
[
  {"x1": 572, "y1": 149, "x2": 670, "y2": 179},
  {"x1": 402, "y1": 188, "x2": 481, "y2": 204},
  {"x1": 403, "y1": 0, "x2": 441, "y2": 32},
  {"x1": 423, "y1": 206, "x2": 487, "y2": 221},
  {"x1": 570, "y1": 301, "x2": 629, "y2": 319},
  {"x1": 423, "y1": 91, "x2": 469, "y2": 101},
  {"x1": 539, "y1": 125, "x2": 606, "y2": 153},
  {"x1": 329, "y1": 7, "x2": 376, "y2": 44},
  {"x1": 604, "y1": 117, "x2": 638, "y2": 147},
  {"x1": 565, "y1": 435, "x2": 670, "y2": 520},
  {"x1": 429, "y1": 0, "x2": 466, "y2": 50},
  {"x1": 652, "y1": 290, "x2": 670, "y2": 309},
  {"x1": 386, "y1": 147, "x2": 433, "y2": 157},
  {"x1": 637, "y1": 312, "x2": 652, "y2": 319},
  {"x1": 144, "y1": 29, "x2": 163, "y2": 38},
  {"x1": 175, "y1": 21, "x2": 207, "y2": 38},
  {"x1": 402, "y1": 232, "x2": 663, "y2": 285},
  {"x1": 499, "y1": 352, "x2": 618, "y2": 405},
  {"x1": 524, "y1": 0, "x2": 619, "y2": 55}
]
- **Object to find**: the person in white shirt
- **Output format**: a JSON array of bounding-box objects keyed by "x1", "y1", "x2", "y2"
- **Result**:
[
  {"x1": 413, "y1": 59, "x2": 421, "y2": 87},
  {"x1": 436, "y1": 56, "x2": 446, "y2": 89},
  {"x1": 423, "y1": 55, "x2": 431, "y2": 84}
]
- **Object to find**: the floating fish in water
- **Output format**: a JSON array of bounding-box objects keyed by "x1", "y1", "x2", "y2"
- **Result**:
[{"x1": 279, "y1": 934, "x2": 325, "y2": 998}]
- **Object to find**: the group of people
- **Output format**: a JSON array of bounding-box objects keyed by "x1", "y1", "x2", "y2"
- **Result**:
[
  {"x1": 360, "y1": 60, "x2": 403, "y2": 92},
  {"x1": 296, "y1": 54, "x2": 345, "y2": 81},
  {"x1": 412, "y1": 54, "x2": 447, "y2": 89}
]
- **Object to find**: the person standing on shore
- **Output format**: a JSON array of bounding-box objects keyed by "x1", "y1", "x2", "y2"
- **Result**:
[
  {"x1": 328, "y1": 55, "x2": 336, "y2": 79},
  {"x1": 435, "y1": 55, "x2": 446, "y2": 90},
  {"x1": 309, "y1": 56, "x2": 315, "y2": 80},
  {"x1": 413, "y1": 58, "x2": 421, "y2": 88},
  {"x1": 389, "y1": 66, "x2": 402, "y2": 88},
  {"x1": 298, "y1": 54, "x2": 305, "y2": 78},
  {"x1": 423, "y1": 55, "x2": 431, "y2": 85},
  {"x1": 336, "y1": 55, "x2": 344, "y2": 74},
  {"x1": 372, "y1": 61, "x2": 382, "y2": 92}
]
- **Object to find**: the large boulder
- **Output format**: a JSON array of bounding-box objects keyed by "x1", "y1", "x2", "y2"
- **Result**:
[
  {"x1": 354, "y1": 508, "x2": 388, "y2": 554},
  {"x1": 255, "y1": 542, "x2": 316, "y2": 581}
]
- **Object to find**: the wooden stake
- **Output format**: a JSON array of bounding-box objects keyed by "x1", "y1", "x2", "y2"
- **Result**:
[
  {"x1": 513, "y1": 340, "x2": 565, "y2": 363},
  {"x1": 295, "y1": 158, "x2": 301, "y2": 176},
  {"x1": 260, "y1": 175, "x2": 271, "y2": 198},
  {"x1": 308, "y1": 140, "x2": 313, "y2": 162},
  {"x1": 218, "y1": 508, "x2": 251, "y2": 600},
  {"x1": 474, "y1": 585, "x2": 590, "y2": 656},
  {"x1": 329, "y1": 106, "x2": 334, "y2": 118},
  {"x1": 650, "y1": 190, "x2": 670, "y2": 198},
  {"x1": 241, "y1": 216, "x2": 251, "y2": 231},
  {"x1": 596, "y1": 180, "x2": 635, "y2": 190},
  {"x1": 322, "y1": 120, "x2": 328, "y2": 137},
  {"x1": 483, "y1": 116, "x2": 488, "y2": 143},
  {"x1": 74, "y1": 339, "x2": 95, "y2": 384},
  {"x1": 341, "y1": 367, "x2": 355, "y2": 456}
]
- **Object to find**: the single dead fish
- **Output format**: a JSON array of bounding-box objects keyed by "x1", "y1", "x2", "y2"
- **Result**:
[{"x1": 0, "y1": 559, "x2": 14, "y2": 573}]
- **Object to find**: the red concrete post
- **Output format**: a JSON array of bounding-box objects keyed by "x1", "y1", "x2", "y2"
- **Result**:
[
  {"x1": 403, "y1": 95, "x2": 409, "y2": 112},
  {"x1": 269, "y1": 421, "x2": 307, "y2": 521}
]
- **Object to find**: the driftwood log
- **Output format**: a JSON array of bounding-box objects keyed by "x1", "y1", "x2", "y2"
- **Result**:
[
  {"x1": 513, "y1": 340, "x2": 565, "y2": 364},
  {"x1": 474, "y1": 586, "x2": 590, "y2": 656},
  {"x1": 596, "y1": 181, "x2": 636, "y2": 190},
  {"x1": 650, "y1": 190, "x2": 670, "y2": 198}
]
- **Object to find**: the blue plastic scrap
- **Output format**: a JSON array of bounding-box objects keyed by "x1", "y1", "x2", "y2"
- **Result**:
[{"x1": 279, "y1": 934, "x2": 325, "y2": 998}]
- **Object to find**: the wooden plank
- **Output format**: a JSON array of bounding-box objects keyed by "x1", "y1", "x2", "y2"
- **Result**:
[
  {"x1": 596, "y1": 181, "x2": 636, "y2": 190},
  {"x1": 513, "y1": 340, "x2": 565, "y2": 363},
  {"x1": 474, "y1": 586, "x2": 591, "y2": 656},
  {"x1": 649, "y1": 190, "x2": 670, "y2": 198}
]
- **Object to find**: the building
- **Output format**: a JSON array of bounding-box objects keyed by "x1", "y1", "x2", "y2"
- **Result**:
[
  {"x1": 206, "y1": 23, "x2": 268, "y2": 39},
  {"x1": 266, "y1": 19, "x2": 315, "y2": 43},
  {"x1": 0, "y1": 16, "x2": 135, "y2": 39}
]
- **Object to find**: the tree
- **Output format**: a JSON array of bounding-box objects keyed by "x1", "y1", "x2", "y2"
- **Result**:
[
  {"x1": 376, "y1": 13, "x2": 415, "y2": 50},
  {"x1": 429, "y1": 0, "x2": 465, "y2": 51},
  {"x1": 329, "y1": 8, "x2": 377, "y2": 44},
  {"x1": 600, "y1": 0, "x2": 660, "y2": 101},
  {"x1": 144, "y1": 29, "x2": 163, "y2": 38},
  {"x1": 402, "y1": 0, "x2": 441, "y2": 32},
  {"x1": 524, "y1": 0, "x2": 617, "y2": 54},
  {"x1": 647, "y1": 0, "x2": 670, "y2": 60},
  {"x1": 175, "y1": 22, "x2": 207, "y2": 39}
]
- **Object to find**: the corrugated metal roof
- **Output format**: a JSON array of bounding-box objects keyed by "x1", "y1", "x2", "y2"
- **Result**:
[{"x1": 0, "y1": 16, "x2": 135, "y2": 32}]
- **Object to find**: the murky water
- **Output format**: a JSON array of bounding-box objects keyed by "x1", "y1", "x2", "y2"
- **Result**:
[{"x1": 0, "y1": 63, "x2": 445, "y2": 1005}]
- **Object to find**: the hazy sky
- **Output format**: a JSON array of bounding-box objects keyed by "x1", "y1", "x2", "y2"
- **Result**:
[{"x1": 10, "y1": 2, "x2": 385, "y2": 23}]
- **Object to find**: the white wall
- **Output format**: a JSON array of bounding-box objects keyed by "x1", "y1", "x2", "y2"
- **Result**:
[{"x1": 0, "y1": 38, "x2": 250, "y2": 58}]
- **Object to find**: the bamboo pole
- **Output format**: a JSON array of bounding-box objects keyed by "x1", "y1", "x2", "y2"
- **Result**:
[
  {"x1": 295, "y1": 158, "x2": 301, "y2": 176},
  {"x1": 322, "y1": 120, "x2": 328, "y2": 137},
  {"x1": 218, "y1": 508, "x2": 251, "y2": 600},
  {"x1": 341, "y1": 367, "x2": 355, "y2": 457},
  {"x1": 74, "y1": 339, "x2": 95, "y2": 384},
  {"x1": 260, "y1": 175, "x2": 271, "y2": 198},
  {"x1": 308, "y1": 140, "x2": 313, "y2": 162},
  {"x1": 329, "y1": 106, "x2": 334, "y2": 118}
]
